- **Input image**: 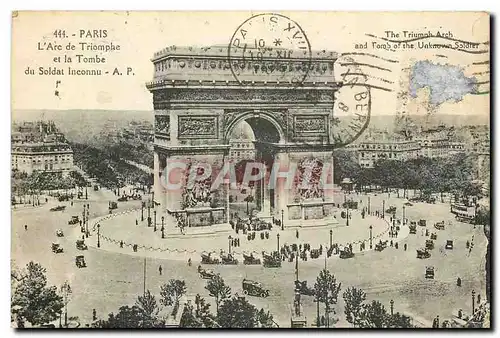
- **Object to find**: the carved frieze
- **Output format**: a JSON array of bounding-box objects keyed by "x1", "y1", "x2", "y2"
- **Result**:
[
  {"x1": 297, "y1": 158, "x2": 325, "y2": 200},
  {"x1": 155, "y1": 115, "x2": 170, "y2": 139},
  {"x1": 294, "y1": 116, "x2": 327, "y2": 136},
  {"x1": 178, "y1": 116, "x2": 218, "y2": 139}
]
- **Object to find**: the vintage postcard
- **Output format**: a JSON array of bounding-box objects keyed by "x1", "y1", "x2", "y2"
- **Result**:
[{"x1": 10, "y1": 11, "x2": 490, "y2": 329}]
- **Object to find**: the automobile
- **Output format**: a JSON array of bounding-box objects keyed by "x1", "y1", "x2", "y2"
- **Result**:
[
  {"x1": 409, "y1": 225, "x2": 417, "y2": 234},
  {"x1": 418, "y1": 219, "x2": 427, "y2": 227},
  {"x1": 262, "y1": 251, "x2": 281, "y2": 268},
  {"x1": 385, "y1": 206, "x2": 397, "y2": 214},
  {"x1": 56, "y1": 229, "x2": 64, "y2": 237},
  {"x1": 220, "y1": 252, "x2": 238, "y2": 265},
  {"x1": 425, "y1": 266, "x2": 435, "y2": 279},
  {"x1": 242, "y1": 279, "x2": 270, "y2": 297},
  {"x1": 58, "y1": 195, "x2": 71, "y2": 202},
  {"x1": 201, "y1": 251, "x2": 220, "y2": 265},
  {"x1": 294, "y1": 280, "x2": 316, "y2": 297},
  {"x1": 242, "y1": 252, "x2": 261, "y2": 265},
  {"x1": 342, "y1": 200, "x2": 358, "y2": 209},
  {"x1": 51, "y1": 243, "x2": 63, "y2": 253},
  {"x1": 50, "y1": 205, "x2": 66, "y2": 212},
  {"x1": 425, "y1": 239, "x2": 434, "y2": 250},
  {"x1": 75, "y1": 255, "x2": 87, "y2": 268},
  {"x1": 434, "y1": 221, "x2": 445, "y2": 230},
  {"x1": 197, "y1": 265, "x2": 216, "y2": 279},
  {"x1": 108, "y1": 201, "x2": 118, "y2": 210},
  {"x1": 93, "y1": 185, "x2": 99, "y2": 191},
  {"x1": 416, "y1": 248, "x2": 431, "y2": 259},
  {"x1": 68, "y1": 215, "x2": 80, "y2": 225},
  {"x1": 430, "y1": 232, "x2": 437, "y2": 240},
  {"x1": 76, "y1": 239, "x2": 88, "y2": 250},
  {"x1": 310, "y1": 248, "x2": 321, "y2": 259},
  {"x1": 340, "y1": 246, "x2": 354, "y2": 259},
  {"x1": 375, "y1": 240, "x2": 388, "y2": 252},
  {"x1": 404, "y1": 202, "x2": 413, "y2": 207},
  {"x1": 445, "y1": 240, "x2": 454, "y2": 250},
  {"x1": 117, "y1": 196, "x2": 128, "y2": 202}
]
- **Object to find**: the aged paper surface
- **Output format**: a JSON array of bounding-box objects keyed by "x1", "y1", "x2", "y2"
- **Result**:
[{"x1": 11, "y1": 11, "x2": 490, "y2": 329}]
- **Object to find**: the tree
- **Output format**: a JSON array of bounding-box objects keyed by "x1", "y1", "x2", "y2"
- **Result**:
[
  {"x1": 11, "y1": 262, "x2": 64, "y2": 327},
  {"x1": 256, "y1": 308, "x2": 275, "y2": 328},
  {"x1": 135, "y1": 290, "x2": 160, "y2": 328},
  {"x1": 92, "y1": 305, "x2": 144, "y2": 328},
  {"x1": 160, "y1": 279, "x2": 187, "y2": 317},
  {"x1": 314, "y1": 269, "x2": 342, "y2": 327},
  {"x1": 385, "y1": 312, "x2": 413, "y2": 328},
  {"x1": 180, "y1": 294, "x2": 217, "y2": 328},
  {"x1": 205, "y1": 274, "x2": 231, "y2": 315},
  {"x1": 358, "y1": 300, "x2": 387, "y2": 328},
  {"x1": 217, "y1": 296, "x2": 259, "y2": 328},
  {"x1": 343, "y1": 287, "x2": 366, "y2": 327}
]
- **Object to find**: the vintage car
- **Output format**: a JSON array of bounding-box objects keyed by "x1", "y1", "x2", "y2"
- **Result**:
[
  {"x1": 242, "y1": 279, "x2": 270, "y2": 298},
  {"x1": 51, "y1": 243, "x2": 63, "y2": 253},
  {"x1": 434, "y1": 221, "x2": 445, "y2": 230},
  {"x1": 262, "y1": 251, "x2": 281, "y2": 268},
  {"x1": 108, "y1": 201, "x2": 118, "y2": 210},
  {"x1": 75, "y1": 255, "x2": 87, "y2": 268},
  {"x1": 445, "y1": 240, "x2": 454, "y2": 250},
  {"x1": 117, "y1": 196, "x2": 128, "y2": 202},
  {"x1": 197, "y1": 265, "x2": 216, "y2": 279},
  {"x1": 375, "y1": 240, "x2": 388, "y2": 252},
  {"x1": 409, "y1": 225, "x2": 417, "y2": 234},
  {"x1": 56, "y1": 229, "x2": 64, "y2": 237},
  {"x1": 76, "y1": 239, "x2": 88, "y2": 250},
  {"x1": 404, "y1": 202, "x2": 413, "y2": 207},
  {"x1": 58, "y1": 195, "x2": 71, "y2": 202},
  {"x1": 418, "y1": 219, "x2": 427, "y2": 227},
  {"x1": 425, "y1": 266, "x2": 435, "y2": 279},
  {"x1": 385, "y1": 206, "x2": 397, "y2": 214},
  {"x1": 430, "y1": 232, "x2": 438, "y2": 240},
  {"x1": 50, "y1": 205, "x2": 66, "y2": 212},
  {"x1": 68, "y1": 215, "x2": 80, "y2": 225},
  {"x1": 242, "y1": 252, "x2": 261, "y2": 265},
  {"x1": 340, "y1": 246, "x2": 354, "y2": 259},
  {"x1": 425, "y1": 239, "x2": 435, "y2": 250},
  {"x1": 342, "y1": 200, "x2": 359, "y2": 209},
  {"x1": 201, "y1": 251, "x2": 220, "y2": 265},
  {"x1": 416, "y1": 248, "x2": 431, "y2": 259},
  {"x1": 294, "y1": 280, "x2": 316, "y2": 297},
  {"x1": 220, "y1": 253, "x2": 238, "y2": 265}
]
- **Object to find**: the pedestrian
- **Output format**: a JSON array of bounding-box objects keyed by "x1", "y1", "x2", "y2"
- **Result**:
[
  {"x1": 477, "y1": 294, "x2": 481, "y2": 304},
  {"x1": 120, "y1": 240, "x2": 123, "y2": 248},
  {"x1": 296, "y1": 229, "x2": 299, "y2": 239},
  {"x1": 404, "y1": 243, "x2": 407, "y2": 251},
  {"x1": 390, "y1": 240, "x2": 393, "y2": 247},
  {"x1": 159, "y1": 265, "x2": 162, "y2": 275},
  {"x1": 395, "y1": 242, "x2": 398, "y2": 249},
  {"x1": 136, "y1": 219, "x2": 138, "y2": 226},
  {"x1": 456, "y1": 277, "x2": 461, "y2": 287},
  {"x1": 71, "y1": 201, "x2": 73, "y2": 207},
  {"x1": 466, "y1": 240, "x2": 470, "y2": 249},
  {"x1": 82, "y1": 235, "x2": 85, "y2": 240},
  {"x1": 24, "y1": 224, "x2": 27, "y2": 231}
]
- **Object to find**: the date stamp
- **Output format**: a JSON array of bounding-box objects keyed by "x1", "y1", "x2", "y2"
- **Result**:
[{"x1": 228, "y1": 13, "x2": 312, "y2": 85}]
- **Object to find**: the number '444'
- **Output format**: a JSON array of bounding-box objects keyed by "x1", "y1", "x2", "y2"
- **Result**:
[{"x1": 53, "y1": 30, "x2": 67, "y2": 38}]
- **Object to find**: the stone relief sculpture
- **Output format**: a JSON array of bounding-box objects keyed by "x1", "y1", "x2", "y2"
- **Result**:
[{"x1": 297, "y1": 158, "x2": 324, "y2": 200}]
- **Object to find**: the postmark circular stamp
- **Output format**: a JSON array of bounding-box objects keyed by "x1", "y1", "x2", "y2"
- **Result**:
[
  {"x1": 331, "y1": 56, "x2": 372, "y2": 148},
  {"x1": 228, "y1": 13, "x2": 312, "y2": 85}
]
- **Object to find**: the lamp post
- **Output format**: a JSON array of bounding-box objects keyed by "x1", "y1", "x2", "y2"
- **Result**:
[
  {"x1": 369, "y1": 225, "x2": 373, "y2": 249},
  {"x1": 147, "y1": 200, "x2": 151, "y2": 226},
  {"x1": 390, "y1": 299, "x2": 394, "y2": 316},
  {"x1": 329, "y1": 229, "x2": 333, "y2": 248},
  {"x1": 346, "y1": 204, "x2": 350, "y2": 226},
  {"x1": 281, "y1": 209, "x2": 284, "y2": 231},
  {"x1": 402, "y1": 205, "x2": 406, "y2": 225},
  {"x1": 368, "y1": 196, "x2": 371, "y2": 214},
  {"x1": 97, "y1": 224, "x2": 100, "y2": 248},
  {"x1": 277, "y1": 233, "x2": 280, "y2": 252},
  {"x1": 228, "y1": 235, "x2": 232, "y2": 254},
  {"x1": 153, "y1": 211, "x2": 157, "y2": 232},
  {"x1": 161, "y1": 216, "x2": 165, "y2": 239},
  {"x1": 86, "y1": 204, "x2": 90, "y2": 237},
  {"x1": 141, "y1": 202, "x2": 145, "y2": 222},
  {"x1": 85, "y1": 186, "x2": 88, "y2": 200},
  {"x1": 382, "y1": 200, "x2": 385, "y2": 218},
  {"x1": 472, "y1": 290, "x2": 476, "y2": 314}
]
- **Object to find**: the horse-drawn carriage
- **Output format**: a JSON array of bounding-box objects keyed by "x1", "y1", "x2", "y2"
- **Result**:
[
  {"x1": 262, "y1": 251, "x2": 281, "y2": 268},
  {"x1": 197, "y1": 265, "x2": 216, "y2": 279},
  {"x1": 201, "y1": 251, "x2": 220, "y2": 265},
  {"x1": 242, "y1": 279, "x2": 270, "y2": 298},
  {"x1": 339, "y1": 246, "x2": 354, "y2": 259},
  {"x1": 375, "y1": 240, "x2": 388, "y2": 252},
  {"x1": 294, "y1": 280, "x2": 316, "y2": 297},
  {"x1": 416, "y1": 248, "x2": 431, "y2": 259},
  {"x1": 242, "y1": 252, "x2": 261, "y2": 265}
]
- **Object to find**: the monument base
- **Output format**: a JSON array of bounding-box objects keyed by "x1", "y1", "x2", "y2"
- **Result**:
[
  {"x1": 168, "y1": 206, "x2": 226, "y2": 227},
  {"x1": 287, "y1": 199, "x2": 336, "y2": 221}
]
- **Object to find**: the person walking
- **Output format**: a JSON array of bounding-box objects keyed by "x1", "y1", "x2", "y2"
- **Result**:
[
  {"x1": 24, "y1": 224, "x2": 27, "y2": 231},
  {"x1": 158, "y1": 265, "x2": 163, "y2": 276}
]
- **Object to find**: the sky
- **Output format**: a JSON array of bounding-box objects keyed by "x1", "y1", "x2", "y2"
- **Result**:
[{"x1": 11, "y1": 11, "x2": 490, "y2": 118}]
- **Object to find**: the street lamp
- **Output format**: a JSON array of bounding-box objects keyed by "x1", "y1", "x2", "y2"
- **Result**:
[
  {"x1": 472, "y1": 290, "x2": 476, "y2": 314},
  {"x1": 368, "y1": 196, "x2": 371, "y2": 214},
  {"x1": 281, "y1": 209, "x2": 284, "y2": 231},
  {"x1": 161, "y1": 216, "x2": 165, "y2": 239},
  {"x1": 228, "y1": 235, "x2": 232, "y2": 254},
  {"x1": 85, "y1": 186, "x2": 88, "y2": 200},
  {"x1": 390, "y1": 299, "x2": 394, "y2": 316},
  {"x1": 346, "y1": 204, "x2": 350, "y2": 226},
  {"x1": 382, "y1": 200, "x2": 385, "y2": 218},
  {"x1": 329, "y1": 229, "x2": 333, "y2": 248},
  {"x1": 154, "y1": 210, "x2": 157, "y2": 231},
  {"x1": 369, "y1": 225, "x2": 373, "y2": 249},
  {"x1": 141, "y1": 202, "x2": 145, "y2": 222},
  {"x1": 402, "y1": 205, "x2": 406, "y2": 225},
  {"x1": 147, "y1": 200, "x2": 151, "y2": 224},
  {"x1": 277, "y1": 233, "x2": 280, "y2": 252},
  {"x1": 97, "y1": 224, "x2": 100, "y2": 248}
]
